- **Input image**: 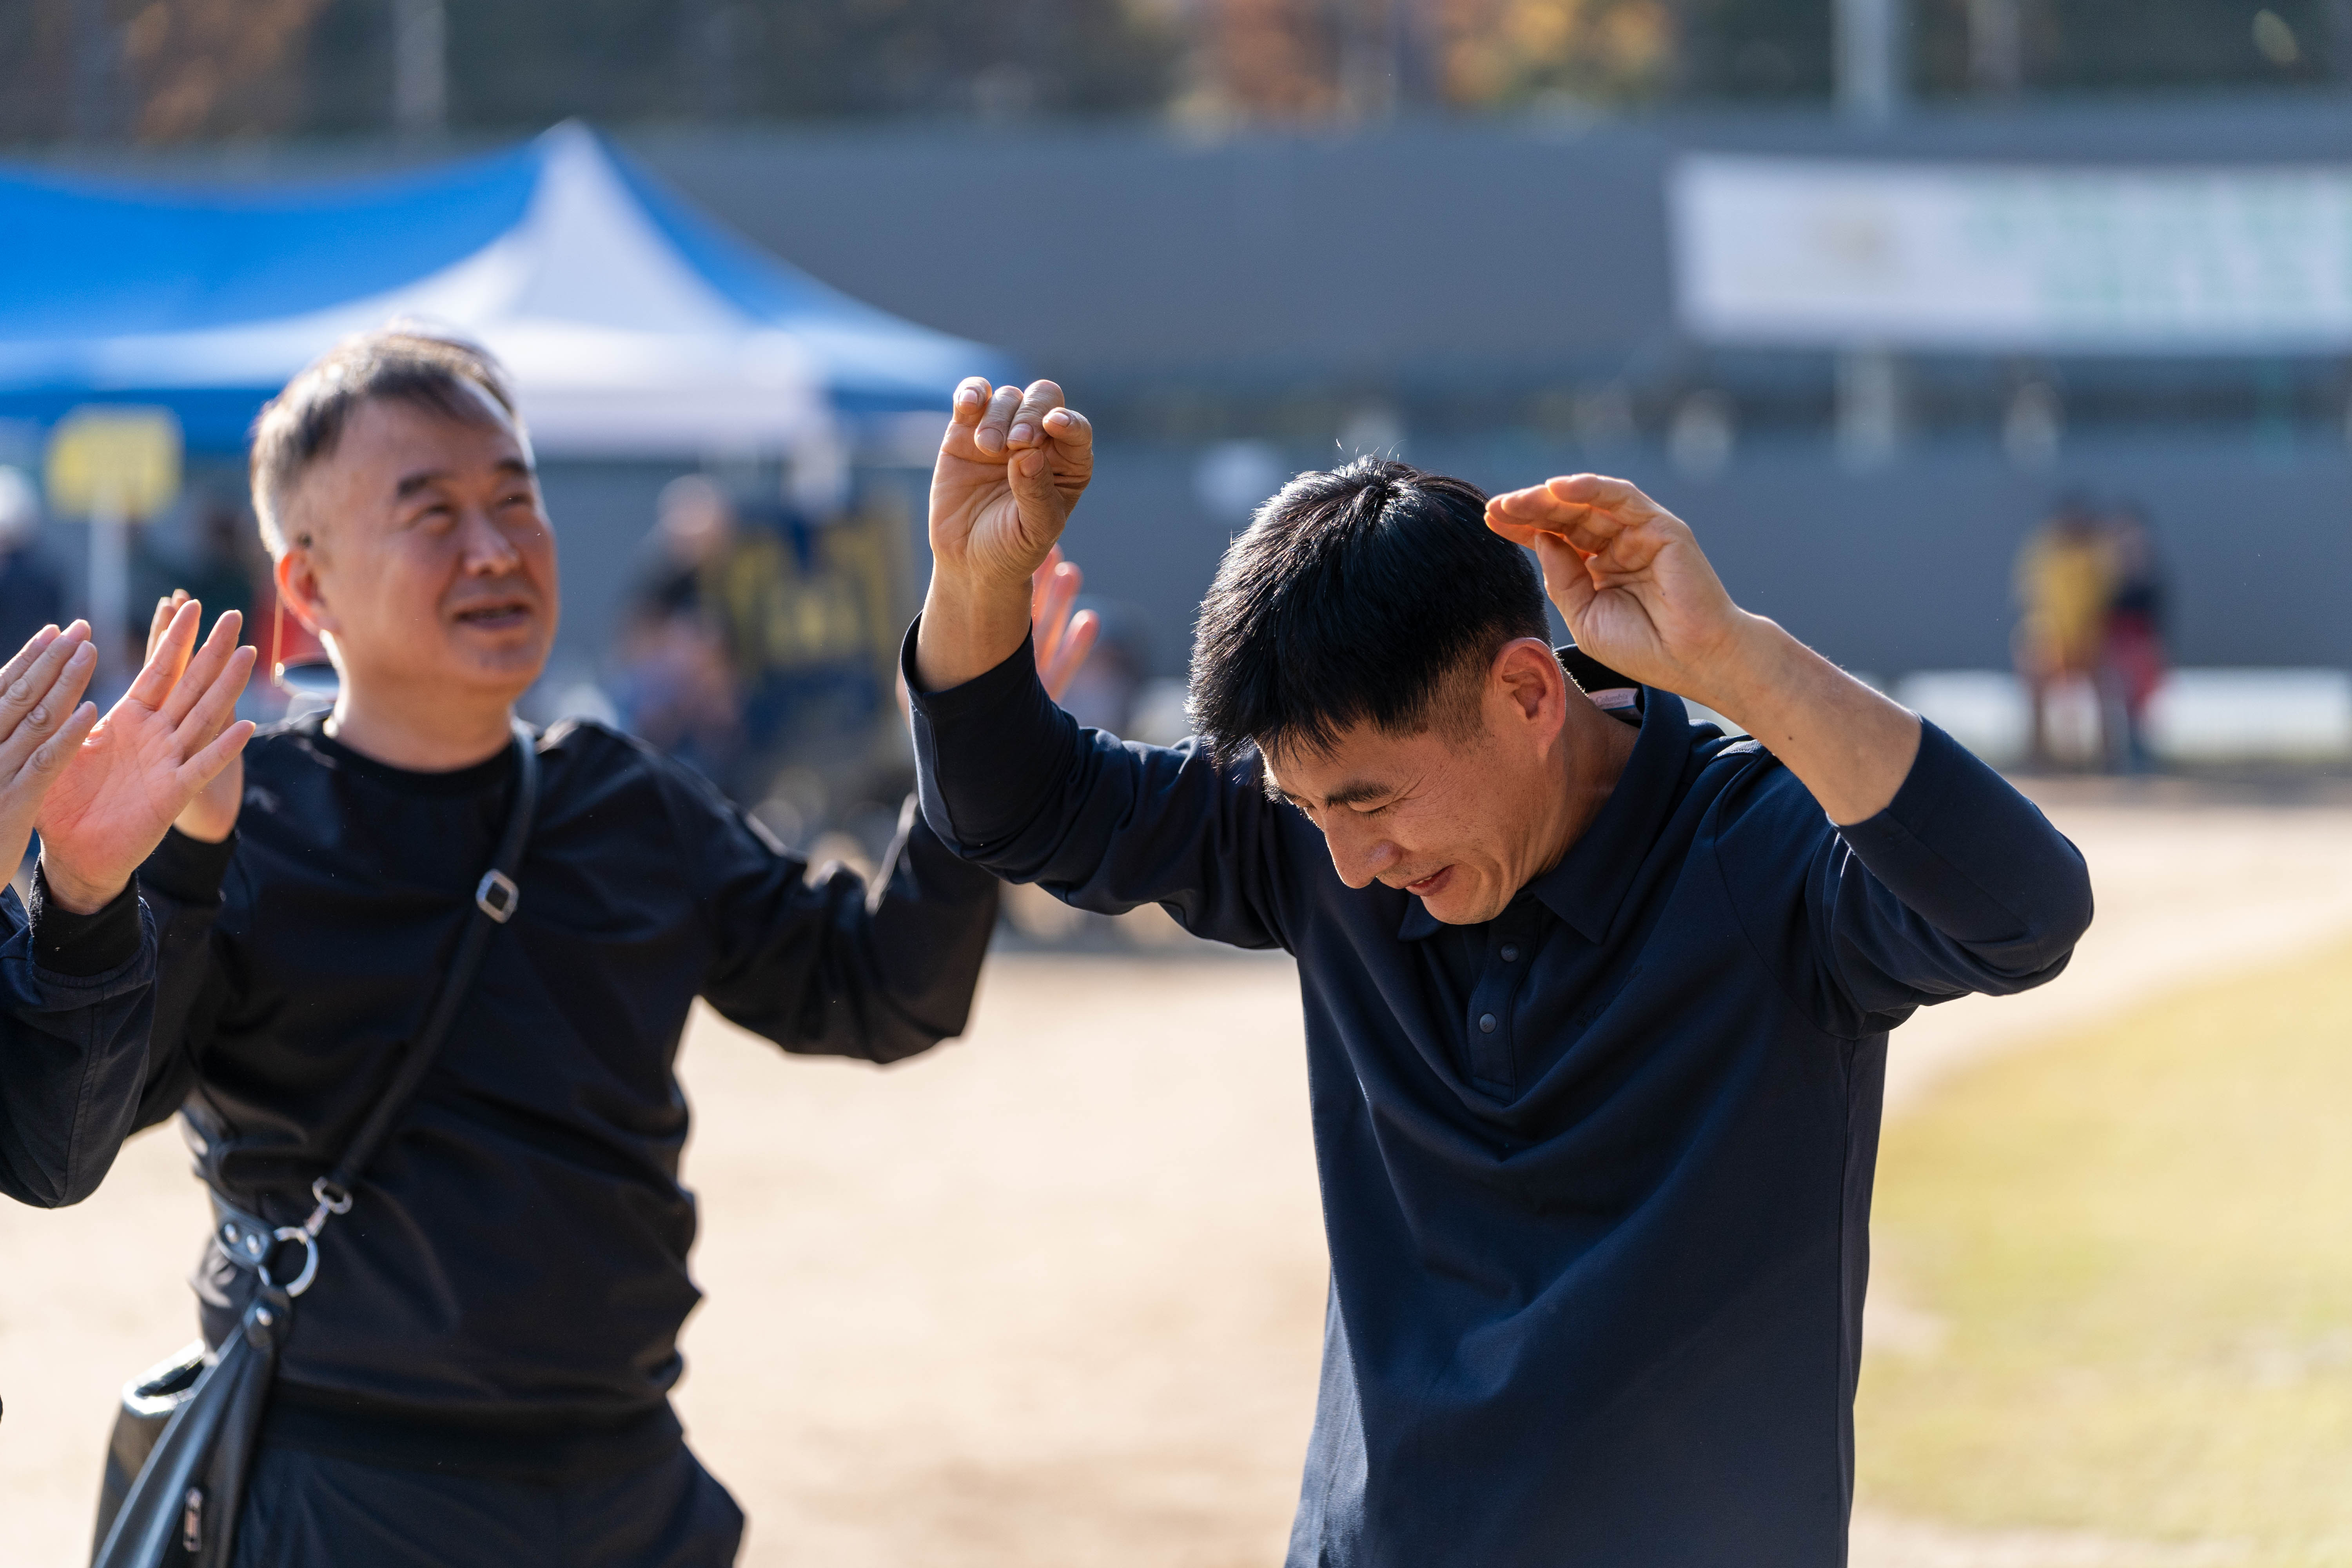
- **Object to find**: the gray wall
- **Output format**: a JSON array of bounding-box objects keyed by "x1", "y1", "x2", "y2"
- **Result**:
[{"x1": 626, "y1": 95, "x2": 2352, "y2": 401}]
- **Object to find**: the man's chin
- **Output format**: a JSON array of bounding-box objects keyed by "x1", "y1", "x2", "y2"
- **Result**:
[
  {"x1": 1412, "y1": 876, "x2": 1502, "y2": 926},
  {"x1": 433, "y1": 640, "x2": 551, "y2": 700}
]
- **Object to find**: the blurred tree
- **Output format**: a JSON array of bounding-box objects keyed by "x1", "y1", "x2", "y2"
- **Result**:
[
  {"x1": 3, "y1": 0, "x2": 2347, "y2": 146},
  {"x1": 123, "y1": 0, "x2": 329, "y2": 140},
  {"x1": 424, "y1": 0, "x2": 1183, "y2": 129},
  {"x1": 1194, "y1": 0, "x2": 1348, "y2": 120},
  {"x1": 2, "y1": 0, "x2": 1182, "y2": 143},
  {"x1": 2, "y1": 0, "x2": 327, "y2": 143},
  {"x1": 1429, "y1": 0, "x2": 1677, "y2": 104},
  {"x1": 1188, "y1": 0, "x2": 1674, "y2": 118}
]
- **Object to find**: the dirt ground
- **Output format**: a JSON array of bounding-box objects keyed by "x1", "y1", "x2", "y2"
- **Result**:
[{"x1": 4, "y1": 784, "x2": 2350, "y2": 1567}]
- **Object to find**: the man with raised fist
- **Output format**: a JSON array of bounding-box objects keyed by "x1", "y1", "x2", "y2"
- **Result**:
[{"x1": 905, "y1": 377, "x2": 2094, "y2": 1566}]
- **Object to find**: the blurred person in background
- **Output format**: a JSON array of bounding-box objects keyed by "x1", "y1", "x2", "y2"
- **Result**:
[
  {"x1": 908, "y1": 377, "x2": 2092, "y2": 1568},
  {"x1": 0, "y1": 466, "x2": 66, "y2": 657},
  {"x1": 2099, "y1": 501, "x2": 2169, "y2": 773},
  {"x1": 121, "y1": 328, "x2": 1093, "y2": 1568},
  {"x1": 615, "y1": 473, "x2": 889, "y2": 809},
  {"x1": 611, "y1": 475, "x2": 744, "y2": 785},
  {"x1": 2013, "y1": 494, "x2": 2114, "y2": 769},
  {"x1": 719, "y1": 499, "x2": 887, "y2": 801},
  {"x1": 174, "y1": 500, "x2": 261, "y2": 642}
]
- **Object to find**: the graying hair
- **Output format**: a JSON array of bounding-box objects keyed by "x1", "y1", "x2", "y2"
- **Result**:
[{"x1": 249, "y1": 327, "x2": 526, "y2": 557}]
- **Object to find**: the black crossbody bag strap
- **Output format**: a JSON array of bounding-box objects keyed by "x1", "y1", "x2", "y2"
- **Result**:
[{"x1": 314, "y1": 719, "x2": 539, "y2": 1211}]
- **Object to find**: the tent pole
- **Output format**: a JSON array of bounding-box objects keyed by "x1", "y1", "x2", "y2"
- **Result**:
[{"x1": 89, "y1": 492, "x2": 127, "y2": 691}]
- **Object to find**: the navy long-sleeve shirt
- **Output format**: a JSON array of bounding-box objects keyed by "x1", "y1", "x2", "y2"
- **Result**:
[
  {"x1": 0, "y1": 873, "x2": 155, "y2": 1208},
  {"x1": 906, "y1": 629, "x2": 2093, "y2": 1568}
]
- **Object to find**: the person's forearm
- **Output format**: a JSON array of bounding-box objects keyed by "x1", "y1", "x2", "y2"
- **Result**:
[
  {"x1": 915, "y1": 568, "x2": 1033, "y2": 693},
  {"x1": 1688, "y1": 615, "x2": 1922, "y2": 826}
]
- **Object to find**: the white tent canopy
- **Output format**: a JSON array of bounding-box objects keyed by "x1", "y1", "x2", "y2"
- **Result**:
[{"x1": 0, "y1": 123, "x2": 1007, "y2": 458}]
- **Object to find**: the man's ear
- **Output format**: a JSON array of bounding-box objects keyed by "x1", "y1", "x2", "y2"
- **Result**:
[
  {"x1": 1491, "y1": 638, "x2": 1569, "y2": 733},
  {"x1": 275, "y1": 548, "x2": 336, "y2": 637}
]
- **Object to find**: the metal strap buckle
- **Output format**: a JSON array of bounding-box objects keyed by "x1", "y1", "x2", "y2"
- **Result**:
[
  {"x1": 304, "y1": 1176, "x2": 352, "y2": 1234},
  {"x1": 476, "y1": 869, "x2": 520, "y2": 923}
]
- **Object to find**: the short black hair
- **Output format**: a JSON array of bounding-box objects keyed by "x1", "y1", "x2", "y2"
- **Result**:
[{"x1": 1187, "y1": 456, "x2": 1550, "y2": 763}]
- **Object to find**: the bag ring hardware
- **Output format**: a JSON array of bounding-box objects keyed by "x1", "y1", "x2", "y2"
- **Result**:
[
  {"x1": 257, "y1": 1227, "x2": 319, "y2": 1297},
  {"x1": 475, "y1": 869, "x2": 520, "y2": 923},
  {"x1": 305, "y1": 1176, "x2": 352, "y2": 1232}
]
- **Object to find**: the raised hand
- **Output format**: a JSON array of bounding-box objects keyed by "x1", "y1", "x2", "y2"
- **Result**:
[
  {"x1": 0, "y1": 623, "x2": 103, "y2": 884},
  {"x1": 36, "y1": 600, "x2": 258, "y2": 914},
  {"x1": 1485, "y1": 474, "x2": 1748, "y2": 707},
  {"x1": 929, "y1": 378, "x2": 1093, "y2": 587},
  {"x1": 144, "y1": 591, "x2": 244, "y2": 843},
  {"x1": 1030, "y1": 546, "x2": 1101, "y2": 703},
  {"x1": 1489, "y1": 472, "x2": 1922, "y2": 823},
  {"x1": 918, "y1": 377, "x2": 1099, "y2": 693}
]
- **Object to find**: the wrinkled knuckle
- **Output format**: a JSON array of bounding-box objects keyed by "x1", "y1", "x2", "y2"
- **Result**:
[
  {"x1": 23, "y1": 704, "x2": 47, "y2": 731},
  {"x1": 29, "y1": 742, "x2": 56, "y2": 773}
]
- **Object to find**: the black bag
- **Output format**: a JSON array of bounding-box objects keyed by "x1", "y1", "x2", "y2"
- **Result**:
[{"x1": 91, "y1": 722, "x2": 539, "y2": 1568}]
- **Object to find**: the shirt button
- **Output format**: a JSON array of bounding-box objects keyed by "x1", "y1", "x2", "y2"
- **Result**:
[
  {"x1": 1499, "y1": 944, "x2": 1520, "y2": 962},
  {"x1": 1479, "y1": 1013, "x2": 1497, "y2": 1033}
]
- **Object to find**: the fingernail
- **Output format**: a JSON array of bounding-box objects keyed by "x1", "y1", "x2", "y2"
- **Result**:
[{"x1": 1010, "y1": 424, "x2": 1034, "y2": 445}]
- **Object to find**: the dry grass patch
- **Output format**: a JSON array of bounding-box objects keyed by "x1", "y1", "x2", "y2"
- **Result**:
[{"x1": 1857, "y1": 936, "x2": 2352, "y2": 1565}]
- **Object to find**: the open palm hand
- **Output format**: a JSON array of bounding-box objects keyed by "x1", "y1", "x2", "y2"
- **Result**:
[
  {"x1": 1485, "y1": 474, "x2": 1748, "y2": 701},
  {"x1": 36, "y1": 601, "x2": 256, "y2": 913}
]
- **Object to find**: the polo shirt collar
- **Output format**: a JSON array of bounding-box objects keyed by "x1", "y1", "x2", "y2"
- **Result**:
[{"x1": 1398, "y1": 688, "x2": 1692, "y2": 944}]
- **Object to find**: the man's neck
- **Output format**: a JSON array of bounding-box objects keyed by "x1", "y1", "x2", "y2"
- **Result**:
[
  {"x1": 1526, "y1": 700, "x2": 1641, "y2": 884},
  {"x1": 325, "y1": 685, "x2": 515, "y2": 773}
]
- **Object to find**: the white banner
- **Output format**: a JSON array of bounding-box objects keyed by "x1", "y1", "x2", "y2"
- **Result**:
[{"x1": 1670, "y1": 154, "x2": 2352, "y2": 351}]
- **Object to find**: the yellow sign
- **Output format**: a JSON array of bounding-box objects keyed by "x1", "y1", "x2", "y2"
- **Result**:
[{"x1": 44, "y1": 405, "x2": 182, "y2": 518}]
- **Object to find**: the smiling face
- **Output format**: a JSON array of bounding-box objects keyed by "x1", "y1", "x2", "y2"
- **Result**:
[
  {"x1": 1260, "y1": 639, "x2": 1630, "y2": 926},
  {"x1": 276, "y1": 396, "x2": 558, "y2": 710}
]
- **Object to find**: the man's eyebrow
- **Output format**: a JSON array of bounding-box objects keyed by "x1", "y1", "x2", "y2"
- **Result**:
[
  {"x1": 395, "y1": 457, "x2": 533, "y2": 499},
  {"x1": 1273, "y1": 779, "x2": 1392, "y2": 809}
]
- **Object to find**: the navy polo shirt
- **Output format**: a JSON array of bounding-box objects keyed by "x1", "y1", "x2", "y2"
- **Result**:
[{"x1": 906, "y1": 628, "x2": 2091, "y2": 1568}]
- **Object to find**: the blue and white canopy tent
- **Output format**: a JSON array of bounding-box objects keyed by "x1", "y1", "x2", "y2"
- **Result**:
[{"x1": 0, "y1": 121, "x2": 1007, "y2": 457}]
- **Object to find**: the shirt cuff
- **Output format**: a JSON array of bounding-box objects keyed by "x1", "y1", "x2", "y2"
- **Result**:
[
  {"x1": 141, "y1": 826, "x2": 238, "y2": 907},
  {"x1": 29, "y1": 864, "x2": 143, "y2": 977},
  {"x1": 900, "y1": 618, "x2": 1073, "y2": 855}
]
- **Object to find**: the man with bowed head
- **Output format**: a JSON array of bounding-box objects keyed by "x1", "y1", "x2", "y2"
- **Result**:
[
  {"x1": 907, "y1": 378, "x2": 2093, "y2": 1565},
  {"x1": 126, "y1": 328, "x2": 1094, "y2": 1567}
]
